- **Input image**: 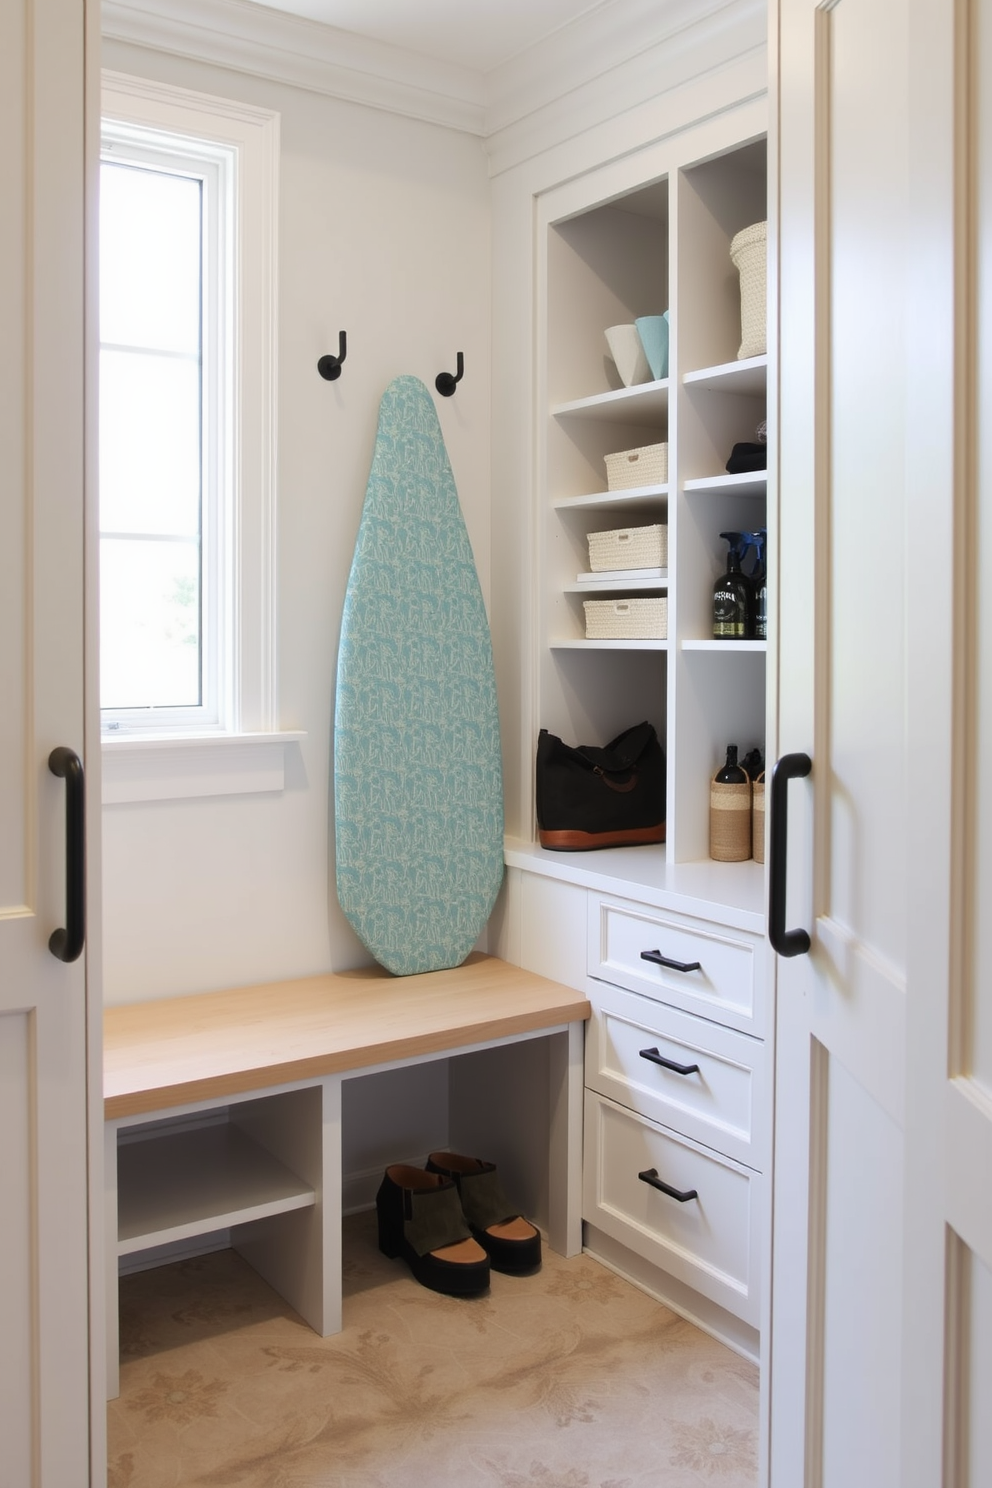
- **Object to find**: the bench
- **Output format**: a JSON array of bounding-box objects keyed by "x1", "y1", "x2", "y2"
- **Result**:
[{"x1": 103, "y1": 953, "x2": 591, "y2": 1398}]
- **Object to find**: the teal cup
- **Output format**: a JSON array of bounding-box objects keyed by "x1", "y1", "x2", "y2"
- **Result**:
[{"x1": 635, "y1": 311, "x2": 669, "y2": 381}]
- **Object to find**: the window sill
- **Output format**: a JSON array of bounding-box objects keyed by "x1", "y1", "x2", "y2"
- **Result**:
[{"x1": 101, "y1": 731, "x2": 307, "y2": 805}]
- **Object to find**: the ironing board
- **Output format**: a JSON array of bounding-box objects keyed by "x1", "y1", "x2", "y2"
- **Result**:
[{"x1": 334, "y1": 376, "x2": 504, "y2": 976}]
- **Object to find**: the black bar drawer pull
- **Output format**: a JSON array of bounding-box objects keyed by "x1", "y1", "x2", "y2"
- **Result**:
[
  {"x1": 638, "y1": 1167, "x2": 698, "y2": 1203},
  {"x1": 639, "y1": 1046, "x2": 700, "y2": 1077},
  {"x1": 640, "y1": 948, "x2": 701, "y2": 974},
  {"x1": 48, "y1": 746, "x2": 85, "y2": 963},
  {"x1": 769, "y1": 751, "x2": 812, "y2": 957}
]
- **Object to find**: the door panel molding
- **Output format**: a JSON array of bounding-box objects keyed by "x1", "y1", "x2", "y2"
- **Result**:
[
  {"x1": 943, "y1": 1232, "x2": 992, "y2": 1487},
  {"x1": 0, "y1": 1010, "x2": 35, "y2": 1487},
  {"x1": 811, "y1": 0, "x2": 835, "y2": 925},
  {"x1": 812, "y1": 917, "x2": 905, "y2": 1127},
  {"x1": 948, "y1": 0, "x2": 976, "y2": 1087},
  {"x1": 944, "y1": 1228, "x2": 968, "y2": 1488},
  {"x1": 803, "y1": 1034, "x2": 829, "y2": 1488},
  {"x1": 964, "y1": 0, "x2": 992, "y2": 1094},
  {"x1": 945, "y1": 1080, "x2": 992, "y2": 1273}
]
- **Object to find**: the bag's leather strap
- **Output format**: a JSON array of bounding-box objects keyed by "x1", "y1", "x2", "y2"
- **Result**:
[{"x1": 593, "y1": 766, "x2": 639, "y2": 793}]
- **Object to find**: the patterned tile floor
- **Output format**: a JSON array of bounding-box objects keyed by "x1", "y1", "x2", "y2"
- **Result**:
[{"x1": 108, "y1": 1212, "x2": 759, "y2": 1487}]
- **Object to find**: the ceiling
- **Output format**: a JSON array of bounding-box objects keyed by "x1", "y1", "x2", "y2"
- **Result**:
[{"x1": 243, "y1": 0, "x2": 614, "y2": 73}]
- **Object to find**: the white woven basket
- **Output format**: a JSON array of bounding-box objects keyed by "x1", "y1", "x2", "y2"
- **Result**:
[
  {"x1": 583, "y1": 597, "x2": 668, "y2": 639},
  {"x1": 730, "y1": 220, "x2": 767, "y2": 360},
  {"x1": 587, "y1": 523, "x2": 668, "y2": 573},
  {"x1": 604, "y1": 441, "x2": 668, "y2": 491}
]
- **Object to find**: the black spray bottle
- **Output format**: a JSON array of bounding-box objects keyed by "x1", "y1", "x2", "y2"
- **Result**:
[{"x1": 713, "y1": 532, "x2": 755, "y2": 639}]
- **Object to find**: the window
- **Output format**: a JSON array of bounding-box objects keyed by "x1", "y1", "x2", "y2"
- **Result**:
[
  {"x1": 100, "y1": 74, "x2": 279, "y2": 739},
  {"x1": 100, "y1": 139, "x2": 225, "y2": 726}
]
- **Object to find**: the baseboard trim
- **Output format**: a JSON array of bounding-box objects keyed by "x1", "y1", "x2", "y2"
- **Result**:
[
  {"x1": 341, "y1": 1155, "x2": 432, "y2": 1216},
  {"x1": 583, "y1": 1222, "x2": 759, "y2": 1364}
]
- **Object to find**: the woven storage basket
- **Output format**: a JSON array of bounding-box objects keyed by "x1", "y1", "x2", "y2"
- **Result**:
[
  {"x1": 583, "y1": 597, "x2": 667, "y2": 640},
  {"x1": 752, "y1": 771, "x2": 765, "y2": 864},
  {"x1": 709, "y1": 774, "x2": 752, "y2": 861},
  {"x1": 730, "y1": 220, "x2": 767, "y2": 360},
  {"x1": 587, "y1": 523, "x2": 668, "y2": 573},
  {"x1": 604, "y1": 441, "x2": 668, "y2": 491}
]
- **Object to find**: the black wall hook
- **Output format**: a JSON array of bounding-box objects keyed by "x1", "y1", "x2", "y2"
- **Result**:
[
  {"x1": 435, "y1": 351, "x2": 464, "y2": 397},
  {"x1": 317, "y1": 331, "x2": 347, "y2": 381}
]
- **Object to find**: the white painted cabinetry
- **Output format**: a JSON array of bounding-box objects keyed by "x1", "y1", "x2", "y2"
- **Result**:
[
  {"x1": 583, "y1": 888, "x2": 767, "y2": 1334},
  {"x1": 584, "y1": 980, "x2": 766, "y2": 1168},
  {"x1": 590, "y1": 893, "x2": 767, "y2": 1037},
  {"x1": 495, "y1": 89, "x2": 773, "y2": 1364}
]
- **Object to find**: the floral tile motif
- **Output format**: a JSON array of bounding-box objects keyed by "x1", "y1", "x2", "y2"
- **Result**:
[
  {"x1": 125, "y1": 1368, "x2": 229, "y2": 1427},
  {"x1": 541, "y1": 1262, "x2": 626, "y2": 1307},
  {"x1": 669, "y1": 1416, "x2": 759, "y2": 1477},
  {"x1": 110, "y1": 1216, "x2": 759, "y2": 1488},
  {"x1": 107, "y1": 1452, "x2": 136, "y2": 1488},
  {"x1": 170, "y1": 1293, "x2": 257, "y2": 1329},
  {"x1": 479, "y1": 1462, "x2": 633, "y2": 1488}
]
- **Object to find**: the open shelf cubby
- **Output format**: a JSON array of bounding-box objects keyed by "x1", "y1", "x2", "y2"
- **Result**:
[
  {"x1": 540, "y1": 135, "x2": 767, "y2": 869},
  {"x1": 117, "y1": 1120, "x2": 314, "y2": 1257}
]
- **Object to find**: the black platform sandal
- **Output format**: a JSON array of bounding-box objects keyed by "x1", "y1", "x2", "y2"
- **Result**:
[
  {"x1": 375, "y1": 1164, "x2": 490, "y2": 1295},
  {"x1": 425, "y1": 1152, "x2": 542, "y2": 1274}
]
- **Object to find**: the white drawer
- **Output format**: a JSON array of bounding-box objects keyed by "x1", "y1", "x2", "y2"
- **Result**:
[
  {"x1": 585, "y1": 985, "x2": 765, "y2": 1169},
  {"x1": 588, "y1": 894, "x2": 765, "y2": 1036},
  {"x1": 583, "y1": 1090, "x2": 760, "y2": 1327}
]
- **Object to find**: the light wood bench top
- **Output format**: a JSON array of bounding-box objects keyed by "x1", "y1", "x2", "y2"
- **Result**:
[{"x1": 104, "y1": 954, "x2": 591, "y2": 1119}]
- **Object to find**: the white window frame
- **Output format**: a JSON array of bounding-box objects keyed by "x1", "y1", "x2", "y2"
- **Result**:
[{"x1": 100, "y1": 72, "x2": 279, "y2": 743}]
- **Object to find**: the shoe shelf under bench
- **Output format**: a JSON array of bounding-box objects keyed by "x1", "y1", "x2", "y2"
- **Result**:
[{"x1": 103, "y1": 954, "x2": 590, "y2": 1400}]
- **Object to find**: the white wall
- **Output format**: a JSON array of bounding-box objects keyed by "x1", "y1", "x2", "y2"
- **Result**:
[{"x1": 100, "y1": 40, "x2": 492, "y2": 1005}]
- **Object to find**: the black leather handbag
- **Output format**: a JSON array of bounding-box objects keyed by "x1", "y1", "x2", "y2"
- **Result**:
[{"x1": 536, "y1": 722, "x2": 666, "y2": 851}]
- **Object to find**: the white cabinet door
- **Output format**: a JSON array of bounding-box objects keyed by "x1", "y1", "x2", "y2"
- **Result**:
[
  {"x1": 0, "y1": 1, "x2": 94, "y2": 1482},
  {"x1": 770, "y1": 1, "x2": 992, "y2": 1485}
]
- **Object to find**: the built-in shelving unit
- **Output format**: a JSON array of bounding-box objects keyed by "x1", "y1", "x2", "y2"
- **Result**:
[
  {"x1": 540, "y1": 134, "x2": 768, "y2": 878},
  {"x1": 553, "y1": 381, "x2": 670, "y2": 423},
  {"x1": 116, "y1": 1121, "x2": 314, "y2": 1256},
  {"x1": 563, "y1": 579, "x2": 668, "y2": 594},
  {"x1": 550, "y1": 639, "x2": 669, "y2": 651},
  {"x1": 684, "y1": 472, "x2": 766, "y2": 498},
  {"x1": 683, "y1": 355, "x2": 767, "y2": 394},
  {"x1": 682, "y1": 639, "x2": 767, "y2": 653},
  {"x1": 553, "y1": 484, "x2": 667, "y2": 510}
]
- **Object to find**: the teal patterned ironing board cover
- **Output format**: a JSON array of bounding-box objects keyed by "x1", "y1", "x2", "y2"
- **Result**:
[{"x1": 334, "y1": 375, "x2": 504, "y2": 976}]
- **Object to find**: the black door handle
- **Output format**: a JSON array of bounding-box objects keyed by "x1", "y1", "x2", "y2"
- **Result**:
[
  {"x1": 769, "y1": 751, "x2": 812, "y2": 957},
  {"x1": 638, "y1": 1167, "x2": 698, "y2": 1203},
  {"x1": 48, "y1": 746, "x2": 85, "y2": 963},
  {"x1": 639, "y1": 1046, "x2": 700, "y2": 1076},
  {"x1": 640, "y1": 949, "x2": 701, "y2": 974}
]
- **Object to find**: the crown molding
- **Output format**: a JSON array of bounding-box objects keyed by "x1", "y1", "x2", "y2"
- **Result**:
[
  {"x1": 486, "y1": 0, "x2": 767, "y2": 176},
  {"x1": 486, "y1": 0, "x2": 762, "y2": 135},
  {"x1": 101, "y1": 0, "x2": 767, "y2": 152},
  {"x1": 101, "y1": 0, "x2": 488, "y2": 134}
]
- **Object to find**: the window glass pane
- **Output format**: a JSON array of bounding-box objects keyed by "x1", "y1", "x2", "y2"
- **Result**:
[
  {"x1": 100, "y1": 162, "x2": 202, "y2": 354},
  {"x1": 100, "y1": 538, "x2": 201, "y2": 710},
  {"x1": 100, "y1": 349, "x2": 201, "y2": 538}
]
